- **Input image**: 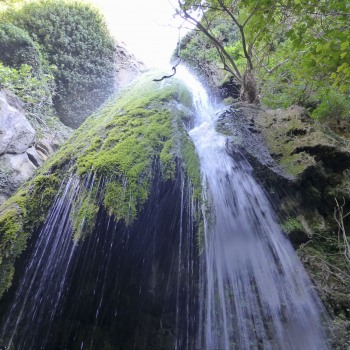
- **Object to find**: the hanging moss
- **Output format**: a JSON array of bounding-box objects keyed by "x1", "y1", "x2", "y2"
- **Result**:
[
  {"x1": 0, "y1": 172, "x2": 63, "y2": 297},
  {"x1": 0, "y1": 71, "x2": 202, "y2": 297}
]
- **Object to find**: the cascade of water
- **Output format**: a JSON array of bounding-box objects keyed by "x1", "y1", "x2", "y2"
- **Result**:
[
  {"x1": 0, "y1": 162, "x2": 199, "y2": 349},
  {"x1": 177, "y1": 66, "x2": 329, "y2": 350},
  {"x1": 0, "y1": 66, "x2": 330, "y2": 350},
  {"x1": 0, "y1": 175, "x2": 81, "y2": 349}
]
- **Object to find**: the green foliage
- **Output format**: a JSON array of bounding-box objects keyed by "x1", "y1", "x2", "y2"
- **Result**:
[
  {"x1": 3, "y1": 0, "x2": 116, "y2": 127},
  {"x1": 281, "y1": 217, "x2": 303, "y2": 234},
  {"x1": 178, "y1": 0, "x2": 350, "y2": 109},
  {"x1": 311, "y1": 89, "x2": 350, "y2": 121},
  {"x1": 179, "y1": 19, "x2": 239, "y2": 91},
  {"x1": 0, "y1": 62, "x2": 57, "y2": 131},
  {"x1": 0, "y1": 23, "x2": 42, "y2": 72},
  {"x1": 0, "y1": 21, "x2": 59, "y2": 134}
]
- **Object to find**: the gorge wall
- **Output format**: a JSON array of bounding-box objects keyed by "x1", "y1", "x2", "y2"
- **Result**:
[{"x1": 218, "y1": 102, "x2": 350, "y2": 348}]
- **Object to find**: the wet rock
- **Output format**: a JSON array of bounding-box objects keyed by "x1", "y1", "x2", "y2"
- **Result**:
[{"x1": 219, "y1": 102, "x2": 350, "y2": 348}]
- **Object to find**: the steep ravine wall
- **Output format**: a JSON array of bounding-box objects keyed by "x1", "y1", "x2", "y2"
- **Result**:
[
  {"x1": 0, "y1": 162, "x2": 199, "y2": 349},
  {"x1": 0, "y1": 72, "x2": 201, "y2": 304},
  {"x1": 0, "y1": 89, "x2": 71, "y2": 205},
  {"x1": 219, "y1": 102, "x2": 350, "y2": 349}
]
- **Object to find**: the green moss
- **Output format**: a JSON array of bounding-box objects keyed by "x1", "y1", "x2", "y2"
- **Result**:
[
  {"x1": 279, "y1": 152, "x2": 315, "y2": 177},
  {"x1": 72, "y1": 193, "x2": 99, "y2": 241},
  {"x1": 280, "y1": 217, "x2": 303, "y2": 234},
  {"x1": 160, "y1": 139, "x2": 176, "y2": 180},
  {"x1": 0, "y1": 172, "x2": 63, "y2": 297},
  {"x1": 0, "y1": 70, "x2": 204, "y2": 298},
  {"x1": 0, "y1": 261, "x2": 14, "y2": 298},
  {"x1": 43, "y1": 71, "x2": 202, "y2": 225},
  {"x1": 181, "y1": 130, "x2": 201, "y2": 201},
  {"x1": 0, "y1": 206, "x2": 23, "y2": 261}
]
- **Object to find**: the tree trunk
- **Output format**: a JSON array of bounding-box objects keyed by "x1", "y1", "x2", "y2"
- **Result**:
[{"x1": 240, "y1": 70, "x2": 258, "y2": 103}]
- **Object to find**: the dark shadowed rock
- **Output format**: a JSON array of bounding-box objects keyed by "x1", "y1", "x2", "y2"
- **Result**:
[{"x1": 218, "y1": 102, "x2": 350, "y2": 349}]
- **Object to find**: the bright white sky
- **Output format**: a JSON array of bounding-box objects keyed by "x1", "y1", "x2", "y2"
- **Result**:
[{"x1": 86, "y1": 0, "x2": 188, "y2": 68}]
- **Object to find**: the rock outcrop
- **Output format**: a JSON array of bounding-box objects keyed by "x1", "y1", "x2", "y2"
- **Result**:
[
  {"x1": 219, "y1": 102, "x2": 350, "y2": 349},
  {"x1": 114, "y1": 42, "x2": 146, "y2": 90},
  {"x1": 0, "y1": 90, "x2": 68, "y2": 205}
]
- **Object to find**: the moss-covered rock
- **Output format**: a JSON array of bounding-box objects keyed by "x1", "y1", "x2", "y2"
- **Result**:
[
  {"x1": 0, "y1": 171, "x2": 63, "y2": 297},
  {"x1": 221, "y1": 102, "x2": 350, "y2": 349},
  {"x1": 255, "y1": 105, "x2": 350, "y2": 178},
  {"x1": 0, "y1": 70, "x2": 201, "y2": 298}
]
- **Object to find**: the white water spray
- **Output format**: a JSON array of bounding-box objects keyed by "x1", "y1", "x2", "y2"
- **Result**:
[{"x1": 177, "y1": 66, "x2": 329, "y2": 350}]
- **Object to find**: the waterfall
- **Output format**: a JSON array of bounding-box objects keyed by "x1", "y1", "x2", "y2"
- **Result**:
[
  {"x1": 0, "y1": 175, "x2": 81, "y2": 349},
  {"x1": 177, "y1": 66, "x2": 329, "y2": 350},
  {"x1": 0, "y1": 67, "x2": 330, "y2": 350},
  {"x1": 0, "y1": 163, "x2": 198, "y2": 349}
]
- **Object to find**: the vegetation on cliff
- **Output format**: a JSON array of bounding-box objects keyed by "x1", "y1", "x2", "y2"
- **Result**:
[
  {"x1": 177, "y1": 0, "x2": 349, "y2": 122},
  {"x1": 0, "y1": 72, "x2": 201, "y2": 298},
  {"x1": 0, "y1": 0, "x2": 116, "y2": 128}
]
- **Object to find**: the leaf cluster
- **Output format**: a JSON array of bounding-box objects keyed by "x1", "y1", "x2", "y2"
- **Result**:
[
  {"x1": 1, "y1": 0, "x2": 116, "y2": 128},
  {"x1": 178, "y1": 0, "x2": 349, "y2": 115}
]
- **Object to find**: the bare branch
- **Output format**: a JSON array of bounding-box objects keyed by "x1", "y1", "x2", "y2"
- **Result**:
[
  {"x1": 178, "y1": 1, "x2": 243, "y2": 81},
  {"x1": 217, "y1": 0, "x2": 254, "y2": 71},
  {"x1": 334, "y1": 198, "x2": 350, "y2": 263}
]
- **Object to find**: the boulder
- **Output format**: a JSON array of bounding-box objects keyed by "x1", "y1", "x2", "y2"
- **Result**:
[
  {"x1": 0, "y1": 152, "x2": 37, "y2": 201},
  {"x1": 0, "y1": 91, "x2": 35, "y2": 155},
  {"x1": 0, "y1": 90, "x2": 49, "y2": 205}
]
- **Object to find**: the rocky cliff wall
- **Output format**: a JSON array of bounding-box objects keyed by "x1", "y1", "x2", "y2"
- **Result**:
[
  {"x1": 0, "y1": 90, "x2": 68, "y2": 205},
  {"x1": 218, "y1": 102, "x2": 350, "y2": 349}
]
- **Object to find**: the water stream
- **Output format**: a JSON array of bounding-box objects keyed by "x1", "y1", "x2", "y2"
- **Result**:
[
  {"x1": 177, "y1": 66, "x2": 329, "y2": 350},
  {"x1": 0, "y1": 68, "x2": 329, "y2": 349}
]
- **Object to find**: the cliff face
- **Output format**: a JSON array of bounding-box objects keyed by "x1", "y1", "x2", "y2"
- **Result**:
[
  {"x1": 218, "y1": 102, "x2": 350, "y2": 348},
  {"x1": 0, "y1": 71, "x2": 201, "y2": 302},
  {"x1": 0, "y1": 90, "x2": 70, "y2": 205},
  {"x1": 114, "y1": 42, "x2": 146, "y2": 90}
]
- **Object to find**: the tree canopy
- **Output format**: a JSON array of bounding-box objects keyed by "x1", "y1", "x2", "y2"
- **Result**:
[{"x1": 177, "y1": 0, "x2": 350, "y2": 104}]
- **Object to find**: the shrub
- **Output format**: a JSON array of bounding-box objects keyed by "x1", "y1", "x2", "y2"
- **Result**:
[
  {"x1": 0, "y1": 62, "x2": 56, "y2": 133},
  {"x1": 5, "y1": 0, "x2": 116, "y2": 128},
  {"x1": 311, "y1": 89, "x2": 350, "y2": 121},
  {"x1": 0, "y1": 23, "x2": 43, "y2": 72}
]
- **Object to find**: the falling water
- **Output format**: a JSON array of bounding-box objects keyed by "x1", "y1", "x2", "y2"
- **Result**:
[
  {"x1": 177, "y1": 66, "x2": 329, "y2": 350},
  {"x1": 0, "y1": 67, "x2": 329, "y2": 350},
  {"x1": 0, "y1": 162, "x2": 198, "y2": 349},
  {"x1": 0, "y1": 175, "x2": 81, "y2": 349}
]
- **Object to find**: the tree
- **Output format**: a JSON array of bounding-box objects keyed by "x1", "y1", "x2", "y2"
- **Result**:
[{"x1": 177, "y1": 0, "x2": 350, "y2": 103}]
